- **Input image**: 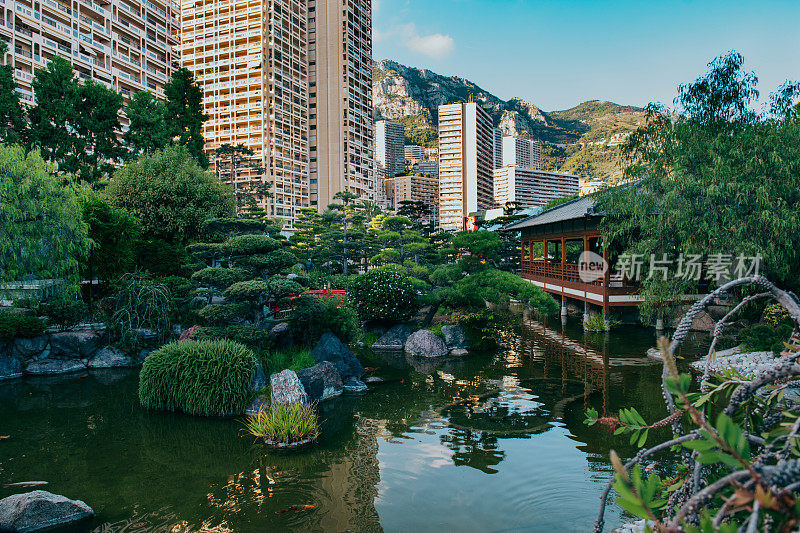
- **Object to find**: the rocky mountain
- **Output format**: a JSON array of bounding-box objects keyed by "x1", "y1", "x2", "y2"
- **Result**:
[{"x1": 372, "y1": 59, "x2": 648, "y2": 182}]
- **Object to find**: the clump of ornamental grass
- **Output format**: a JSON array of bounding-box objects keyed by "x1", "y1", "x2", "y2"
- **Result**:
[
  {"x1": 242, "y1": 403, "x2": 320, "y2": 445},
  {"x1": 139, "y1": 339, "x2": 256, "y2": 416}
]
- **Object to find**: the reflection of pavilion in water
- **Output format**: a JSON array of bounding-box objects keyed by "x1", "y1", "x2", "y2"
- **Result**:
[{"x1": 520, "y1": 317, "x2": 657, "y2": 415}]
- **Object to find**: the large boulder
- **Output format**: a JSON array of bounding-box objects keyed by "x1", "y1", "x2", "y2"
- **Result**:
[
  {"x1": 441, "y1": 325, "x2": 469, "y2": 351},
  {"x1": 372, "y1": 325, "x2": 412, "y2": 350},
  {"x1": 24, "y1": 359, "x2": 85, "y2": 376},
  {"x1": 0, "y1": 355, "x2": 22, "y2": 380},
  {"x1": 0, "y1": 490, "x2": 94, "y2": 532},
  {"x1": 10, "y1": 335, "x2": 49, "y2": 360},
  {"x1": 311, "y1": 333, "x2": 365, "y2": 380},
  {"x1": 87, "y1": 346, "x2": 136, "y2": 369},
  {"x1": 269, "y1": 322, "x2": 294, "y2": 351},
  {"x1": 296, "y1": 362, "x2": 343, "y2": 401},
  {"x1": 342, "y1": 377, "x2": 367, "y2": 393},
  {"x1": 270, "y1": 369, "x2": 309, "y2": 407},
  {"x1": 404, "y1": 330, "x2": 449, "y2": 358},
  {"x1": 49, "y1": 331, "x2": 101, "y2": 360}
]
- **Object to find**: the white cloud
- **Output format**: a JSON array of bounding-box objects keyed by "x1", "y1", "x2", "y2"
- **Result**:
[
  {"x1": 406, "y1": 32, "x2": 455, "y2": 58},
  {"x1": 377, "y1": 22, "x2": 455, "y2": 59}
]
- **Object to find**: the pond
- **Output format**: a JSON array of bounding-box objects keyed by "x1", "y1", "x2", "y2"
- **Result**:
[{"x1": 0, "y1": 314, "x2": 709, "y2": 532}]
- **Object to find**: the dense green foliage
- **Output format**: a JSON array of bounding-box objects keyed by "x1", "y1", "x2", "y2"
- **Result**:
[
  {"x1": 290, "y1": 296, "x2": 360, "y2": 345},
  {"x1": 108, "y1": 146, "x2": 234, "y2": 244},
  {"x1": 243, "y1": 402, "x2": 319, "y2": 444},
  {"x1": 349, "y1": 267, "x2": 419, "y2": 323},
  {"x1": 40, "y1": 295, "x2": 88, "y2": 331},
  {"x1": 739, "y1": 323, "x2": 793, "y2": 354},
  {"x1": 0, "y1": 41, "x2": 24, "y2": 143},
  {"x1": 261, "y1": 347, "x2": 316, "y2": 375},
  {"x1": 599, "y1": 52, "x2": 800, "y2": 311},
  {"x1": 139, "y1": 339, "x2": 256, "y2": 416},
  {"x1": 0, "y1": 313, "x2": 45, "y2": 340},
  {"x1": 123, "y1": 91, "x2": 169, "y2": 156},
  {"x1": 164, "y1": 68, "x2": 209, "y2": 168},
  {"x1": 0, "y1": 145, "x2": 89, "y2": 283}
]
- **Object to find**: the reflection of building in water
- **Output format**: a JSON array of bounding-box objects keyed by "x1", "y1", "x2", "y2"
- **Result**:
[{"x1": 519, "y1": 318, "x2": 655, "y2": 415}]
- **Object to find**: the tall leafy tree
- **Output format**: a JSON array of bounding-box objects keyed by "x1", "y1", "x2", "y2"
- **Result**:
[
  {"x1": 124, "y1": 91, "x2": 168, "y2": 157},
  {"x1": 27, "y1": 57, "x2": 122, "y2": 183},
  {"x1": 164, "y1": 67, "x2": 208, "y2": 168},
  {"x1": 598, "y1": 52, "x2": 800, "y2": 319},
  {"x1": 0, "y1": 40, "x2": 25, "y2": 143},
  {"x1": 108, "y1": 145, "x2": 234, "y2": 244},
  {"x1": 0, "y1": 145, "x2": 89, "y2": 283}
]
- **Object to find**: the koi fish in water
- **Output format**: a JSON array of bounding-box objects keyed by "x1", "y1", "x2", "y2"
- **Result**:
[{"x1": 276, "y1": 504, "x2": 316, "y2": 515}]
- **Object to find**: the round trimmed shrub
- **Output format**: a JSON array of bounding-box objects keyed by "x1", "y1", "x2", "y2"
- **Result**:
[
  {"x1": 0, "y1": 313, "x2": 45, "y2": 340},
  {"x1": 290, "y1": 296, "x2": 360, "y2": 345},
  {"x1": 349, "y1": 267, "x2": 419, "y2": 323},
  {"x1": 139, "y1": 339, "x2": 257, "y2": 416}
]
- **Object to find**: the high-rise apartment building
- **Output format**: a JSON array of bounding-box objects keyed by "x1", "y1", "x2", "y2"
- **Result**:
[
  {"x1": 492, "y1": 127, "x2": 503, "y2": 169},
  {"x1": 493, "y1": 166, "x2": 578, "y2": 209},
  {"x1": 501, "y1": 135, "x2": 541, "y2": 169},
  {"x1": 384, "y1": 174, "x2": 439, "y2": 225},
  {"x1": 180, "y1": 0, "x2": 310, "y2": 225},
  {"x1": 375, "y1": 119, "x2": 404, "y2": 178},
  {"x1": 181, "y1": 0, "x2": 374, "y2": 226},
  {"x1": 404, "y1": 144, "x2": 424, "y2": 163},
  {"x1": 308, "y1": 0, "x2": 374, "y2": 209},
  {"x1": 438, "y1": 102, "x2": 494, "y2": 231},
  {"x1": 2, "y1": 0, "x2": 178, "y2": 108}
]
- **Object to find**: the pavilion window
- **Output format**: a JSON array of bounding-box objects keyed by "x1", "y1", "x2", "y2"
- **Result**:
[{"x1": 530, "y1": 241, "x2": 544, "y2": 261}]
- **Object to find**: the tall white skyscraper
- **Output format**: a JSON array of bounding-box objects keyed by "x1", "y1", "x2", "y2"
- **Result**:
[
  {"x1": 375, "y1": 119, "x2": 405, "y2": 178},
  {"x1": 501, "y1": 136, "x2": 541, "y2": 170},
  {"x1": 438, "y1": 102, "x2": 495, "y2": 231}
]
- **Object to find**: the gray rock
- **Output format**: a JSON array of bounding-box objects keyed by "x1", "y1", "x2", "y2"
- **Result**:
[
  {"x1": 10, "y1": 336, "x2": 49, "y2": 360},
  {"x1": 270, "y1": 369, "x2": 309, "y2": 407},
  {"x1": 296, "y1": 362, "x2": 343, "y2": 401},
  {"x1": 49, "y1": 331, "x2": 101, "y2": 360},
  {"x1": 87, "y1": 346, "x2": 135, "y2": 369},
  {"x1": 0, "y1": 490, "x2": 94, "y2": 532},
  {"x1": 250, "y1": 363, "x2": 267, "y2": 392},
  {"x1": 245, "y1": 395, "x2": 269, "y2": 416},
  {"x1": 24, "y1": 359, "x2": 85, "y2": 376},
  {"x1": 404, "y1": 330, "x2": 449, "y2": 357},
  {"x1": 450, "y1": 348, "x2": 469, "y2": 357},
  {"x1": 441, "y1": 325, "x2": 469, "y2": 350},
  {"x1": 311, "y1": 333, "x2": 365, "y2": 380},
  {"x1": 0, "y1": 355, "x2": 22, "y2": 380},
  {"x1": 269, "y1": 322, "x2": 293, "y2": 351},
  {"x1": 372, "y1": 325, "x2": 412, "y2": 350},
  {"x1": 342, "y1": 377, "x2": 368, "y2": 393},
  {"x1": 364, "y1": 376, "x2": 384, "y2": 385}
]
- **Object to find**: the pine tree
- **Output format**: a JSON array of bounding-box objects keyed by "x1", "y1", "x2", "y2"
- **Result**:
[
  {"x1": 124, "y1": 91, "x2": 168, "y2": 157},
  {"x1": 164, "y1": 67, "x2": 208, "y2": 168}
]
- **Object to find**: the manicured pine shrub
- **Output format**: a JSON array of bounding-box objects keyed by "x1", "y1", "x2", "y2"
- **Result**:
[
  {"x1": 139, "y1": 339, "x2": 257, "y2": 416},
  {"x1": 290, "y1": 296, "x2": 360, "y2": 345}
]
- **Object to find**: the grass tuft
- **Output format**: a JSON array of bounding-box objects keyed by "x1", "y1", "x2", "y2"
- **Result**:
[{"x1": 242, "y1": 403, "x2": 319, "y2": 444}]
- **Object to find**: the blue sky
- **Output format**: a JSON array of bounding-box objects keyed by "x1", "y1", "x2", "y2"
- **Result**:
[{"x1": 373, "y1": 0, "x2": 800, "y2": 111}]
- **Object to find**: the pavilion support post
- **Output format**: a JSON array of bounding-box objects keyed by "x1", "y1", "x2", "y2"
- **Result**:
[
  {"x1": 561, "y1": 295, "x2": 568, "y2": 317},
  {"x1": 583, "y1": 301, "x2": 590, "y2": 323}
]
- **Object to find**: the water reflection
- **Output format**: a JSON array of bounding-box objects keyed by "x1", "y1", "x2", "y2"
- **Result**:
[{"x1": 0, "y1": 316, "x2": 707, "y2": 532}]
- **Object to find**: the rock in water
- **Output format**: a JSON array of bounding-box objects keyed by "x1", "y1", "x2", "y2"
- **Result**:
[
  {"x1": 270, "y1": 370, "x2": 309, "y2": 407},
  {"x1": 296, "y1": 362, "x2": 343, "y2": 401},
  {"x1": 24, "y1": 359, "x2": 85, "y2": 376},
  {"x1": 250, "y1": 363, "x2": 267, "y2": 392},
  {"x1": 441, "y1": 325, "x2": 469, "y2": 351},
  {"x1": 49, "y1": 331, "x2": 101, "y2": 360},
  {"x1": 87, "y1": 347, "x2": 134, "y2": 369},
  {"x1": 0, "y1": 490, "x2": 94, "y2": 532},
  {"x1": 245, "y1": 396, "x2": 269, "y2": 416},
  {"x1": 372, "y1": 325, "x2": 412, "y2": 350},
  {"x1": 342, "y1": 377, "x2": 368, "y2": 393},
  {"x1": 10, "y1": 336, "x2": 48, "y2": 360},
  {"x1": 311, "y1": 333, "x2": 365, "y2": 380},
  {"x1": 0, "y1": 355, "x2": 22, "y2": 380},
  {"x1": 404, "y1": 330, "x2": 449, "y2": 358}
]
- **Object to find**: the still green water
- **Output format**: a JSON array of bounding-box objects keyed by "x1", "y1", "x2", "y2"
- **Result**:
[{"x1": 0, "y1": 316, "x2": 708, "y2": 532}]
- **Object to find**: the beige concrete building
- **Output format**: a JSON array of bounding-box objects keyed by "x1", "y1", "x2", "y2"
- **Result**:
[
  {"x1": 501, "y1": 135, "x2": 541, "y2": 169},
  {"x1": 180, "y1": 0, "x2": 311, "y2": 225},
  {"x1": 493, "y1": 166, "x2": 578, "y2": 209},
  {"x1": 438, "y1": 102, "x2": 495, "y2": 231},
  {"x1": 384, "y1": 174, "x2": 439, "y2": 225},
  {"x1": 1, "y1": 0, "x2": 178, "y2": 110},
  {"x1": 180, "y1": 0, "x2": 374, "y2": 226},
  {"x1": 308, "y1": 0, "x2": 374, "y2": 210}
]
